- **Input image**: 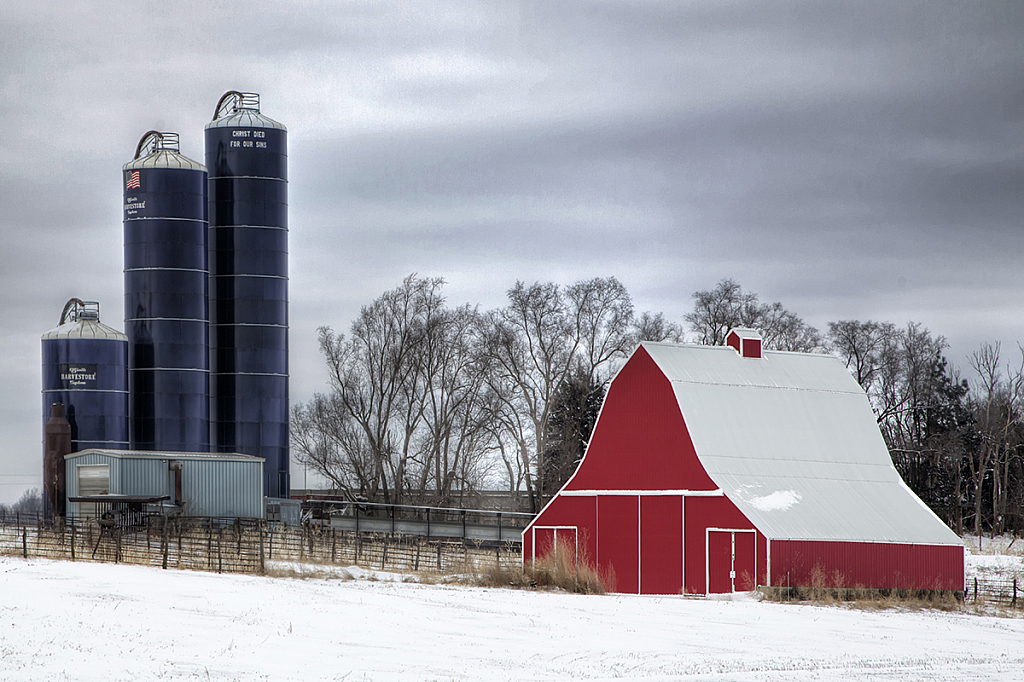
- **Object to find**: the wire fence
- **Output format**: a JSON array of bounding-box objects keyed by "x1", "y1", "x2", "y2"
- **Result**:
[
  {"x1": 965, "y1": 575, "x2": 1024, "y2": 610},
  {"x1": 0, "y1": 514, "x2": 522, "y2": 577}
]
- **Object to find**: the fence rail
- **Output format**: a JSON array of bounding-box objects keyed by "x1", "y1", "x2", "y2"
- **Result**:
[
  {"x1": 965, "y1": 575, "x2": 1024, "y2": 610},
  {"x1": 0, "y1": 515, "x2": 522, "y2": 577}
]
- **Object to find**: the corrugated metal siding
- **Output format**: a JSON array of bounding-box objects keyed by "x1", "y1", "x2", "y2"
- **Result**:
[
  {"x1": 771, "y1": 540, "x2": 965, "y2": 591},
  {"x1": 65, "y1": 450, "x2": 263, "y2": 518},
  {"x1": 180, "y1": 459, "x2": 263, "y2": 518}
]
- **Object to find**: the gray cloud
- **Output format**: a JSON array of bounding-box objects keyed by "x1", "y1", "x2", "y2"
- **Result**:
[{"x1": 2, "y1": 0, "x2": 1023, "y2": 500}]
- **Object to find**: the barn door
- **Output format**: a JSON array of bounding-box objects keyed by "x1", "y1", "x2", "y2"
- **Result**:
[
  {"x1": 706, "y1": 529, "x2": 756, "y2": 594},
  {"x1": 733, "y1": 531, "x2": 756, "y2": 591},
  {"x1": 531, "y1": 526, "x2": 578, "y2": 568}
]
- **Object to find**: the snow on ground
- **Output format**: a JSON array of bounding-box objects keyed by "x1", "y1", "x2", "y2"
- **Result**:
[
  {"x1": 2, "y1": 557, "x2": 1024, "y2": 681},
  {"x1": 964, "y1": 534, "x2": 1024, "y2": 580}
]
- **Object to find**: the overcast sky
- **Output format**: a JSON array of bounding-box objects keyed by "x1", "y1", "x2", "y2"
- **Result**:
[{"x1": 2, "y1": 1, "x2": 1022, "y2": 502}]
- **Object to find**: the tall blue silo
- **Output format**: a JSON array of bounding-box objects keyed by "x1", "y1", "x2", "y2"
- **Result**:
[
  {"x1": 41, "y1": 299, "x2": 129, "y2": 452},
  {"x1": 205, "y1": 91, "x2": 289, "y2": 498},
  {"x1": 123, "y1": 131, "x2": 210, "y2": 452}
]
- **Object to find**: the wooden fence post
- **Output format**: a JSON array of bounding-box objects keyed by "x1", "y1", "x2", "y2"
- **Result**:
[
  {"x1": 259, "y1": 524, "x2": 266, "y2": 574},
  {"x1": 162, "y1": 520, "x2": 169, "y2": 570},
  {"x1": 22, "y1": 529, "x2": 27, "y2": 559},
  {"x1": 71, "y1": 520, "x2": 76, "y2": 561}
]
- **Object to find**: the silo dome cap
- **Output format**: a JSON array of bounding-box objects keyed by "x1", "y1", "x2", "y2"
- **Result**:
[
  {"x1": 123, "y1": 131, "x2": 205, "y2": 171},
  {"x1": 42, "y1": 300, "x2": 126, "y2": 341},
  {"x1": 206, "y1": 91, "x2": 286, "y2": 131}
]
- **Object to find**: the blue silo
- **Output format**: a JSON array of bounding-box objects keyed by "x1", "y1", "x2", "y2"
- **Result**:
[
  {"x1": 205, "y1": 91, "x2": 289, "y2": 498},
  {"x1": 41, "y1": 299, "x2": 129, "y2": 452},
  {"x1": 123, "y1": 131, "x2": 210, "y2": 452}
]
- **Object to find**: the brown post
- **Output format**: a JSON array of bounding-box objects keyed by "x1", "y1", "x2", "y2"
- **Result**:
[
  {"x1": 22, "y1": 529, "x2": 28, "y2": 559},
  {"x1": 162, "y1": 520, "x2": 169, "y2": 570},
  {"x1": 259, "y1": 523, "x2": 266, "y2": 573},
  {"x1": 70, "y1": 519, "x2": 76, "y2": 561}
]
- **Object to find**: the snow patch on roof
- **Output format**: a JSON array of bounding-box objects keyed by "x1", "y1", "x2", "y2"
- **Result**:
[{"x1": 747, "y1": 489, "x2": 802, "y2": 512}]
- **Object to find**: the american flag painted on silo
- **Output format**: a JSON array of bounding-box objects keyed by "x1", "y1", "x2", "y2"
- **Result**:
[{"x1": 126, "y1": 170, "x2": 140, "y2": 189}]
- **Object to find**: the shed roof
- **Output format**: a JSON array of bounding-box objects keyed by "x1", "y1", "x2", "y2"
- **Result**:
[
  {"x1": 641, "y1": 342, "x2": 961, "y2": 546},
  {"x1": 66, "y1": 449, "x2": 263, "y2": 463}
]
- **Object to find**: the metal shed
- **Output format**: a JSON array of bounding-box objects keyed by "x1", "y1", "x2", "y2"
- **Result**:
[
  {"x1": 65, "y1": 449, "x2": 264, "y2": 519},
  {"x1": 524, "y1": 330, "x2": 964, "y2": 595}
]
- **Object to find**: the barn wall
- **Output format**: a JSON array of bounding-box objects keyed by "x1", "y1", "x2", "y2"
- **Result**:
[
  {"x1": 596, "y1": 496, "x2": 639, "y2": 593},
  {"x1": 770, "y1": 540, "x2": 965, "y2": 591},
  {"x1": 524, "y1": 494, "x2": 597, "y2": 573},
  {"x1": 684, "y1": 495, "x2": 766, "y2": 594},
  {"x1": 566, "y1": 347, "x2": 716, "y2": 492}
]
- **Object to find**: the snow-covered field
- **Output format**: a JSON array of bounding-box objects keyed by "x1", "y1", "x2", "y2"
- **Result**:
[
  {"x1": 2, "y1": 555, "x2": 1024, "y2": 681},
  {"x1": 965, "y1": 534, "x2": 1024, "y2": 582}
]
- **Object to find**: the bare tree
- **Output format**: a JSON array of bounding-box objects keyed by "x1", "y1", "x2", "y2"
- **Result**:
[
  {"x1": 686, "y1": 279, "x2": 822, "y2": 351},
  {"x1": 827, "y1": 320, "x2": 899, "y2": 396},
  {"x1": 484, "y1": 277, "x2": 635, "y2": 511},
  {"x1": 633, "y1": 311, "x2": 685, "y2": 344},
  {"x1": 416, "y1": 302, "x2": 493, "y2": 507},
  {"x1": 966, "y1": 343, "x2": 1024, "y2": 537},
  {"x1": 311, "y1": 276, "x2": 442, "y2": 504}
]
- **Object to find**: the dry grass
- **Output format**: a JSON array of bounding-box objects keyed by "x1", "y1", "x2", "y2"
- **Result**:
[
  {"x1": 760, "y1": 564, "x2": 963, "y2": 612},
  {"x1": 475, "y1": 539, "x2": 609, "y2": 594}
]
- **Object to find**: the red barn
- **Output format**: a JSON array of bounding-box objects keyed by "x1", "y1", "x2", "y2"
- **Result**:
[{"x1": 524, "y1": 329, "x2": 964, "y2": 595}]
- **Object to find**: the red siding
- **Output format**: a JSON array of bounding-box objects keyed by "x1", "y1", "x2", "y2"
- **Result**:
[
  {"x1": 596, "y1": 496, "x2": 639, "y2": 593},
  {"x1": 524, "y1": 495, "x2": 597, "y2": 569},
  {"x1": 770, "y1": 540, "x2": 965, "y2": 591},
  {"x1": 734, "y1": 531, "x2": 756, "y2": 590},
  {"x1": 640, "y1": 496, "x2": 683, "y2": 594},
  {"x1": 684, "y1": 496, "x2": 764, "y2": 594},
  {"x1": 566, "y1": 347, "x2": 716, "y2": 492}
]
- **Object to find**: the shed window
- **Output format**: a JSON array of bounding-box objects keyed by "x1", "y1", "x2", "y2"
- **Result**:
[{"x1": 77, "y1": 464, "x2": 110, "y2": 517}]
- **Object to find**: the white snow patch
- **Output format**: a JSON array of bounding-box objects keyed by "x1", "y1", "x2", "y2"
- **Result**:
[
  {"x1": 3, "y1": 556, "x2": 1024, "y2": 681},
  {"x1": 748, "y1": 489, "x2": 802, "y2": 512}
]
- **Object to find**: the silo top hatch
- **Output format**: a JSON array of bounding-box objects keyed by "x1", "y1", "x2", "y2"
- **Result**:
[
  {"x1": 41, "y1": 300, "x2": 126, "y2": 341},
  {"x1": 122, "y1": 131, "x2": 205, "y2": 171},
  {"x1": 206, "y1": 91, "x2": 286, "y2": 130}
]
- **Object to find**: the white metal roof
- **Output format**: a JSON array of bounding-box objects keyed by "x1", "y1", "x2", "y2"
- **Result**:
[
  {"x1": 205, "y1": 109, "x2": 286, "y2": 130},
  {"x1": 123, "y1": 149, "x2": 205, "y2": 171},
  {"x1": 66, "y1": 448, "x2": 263, "y2": 463},
  {"x1": 641, "y1": 342, "x2": 961, "y2": 546}
]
